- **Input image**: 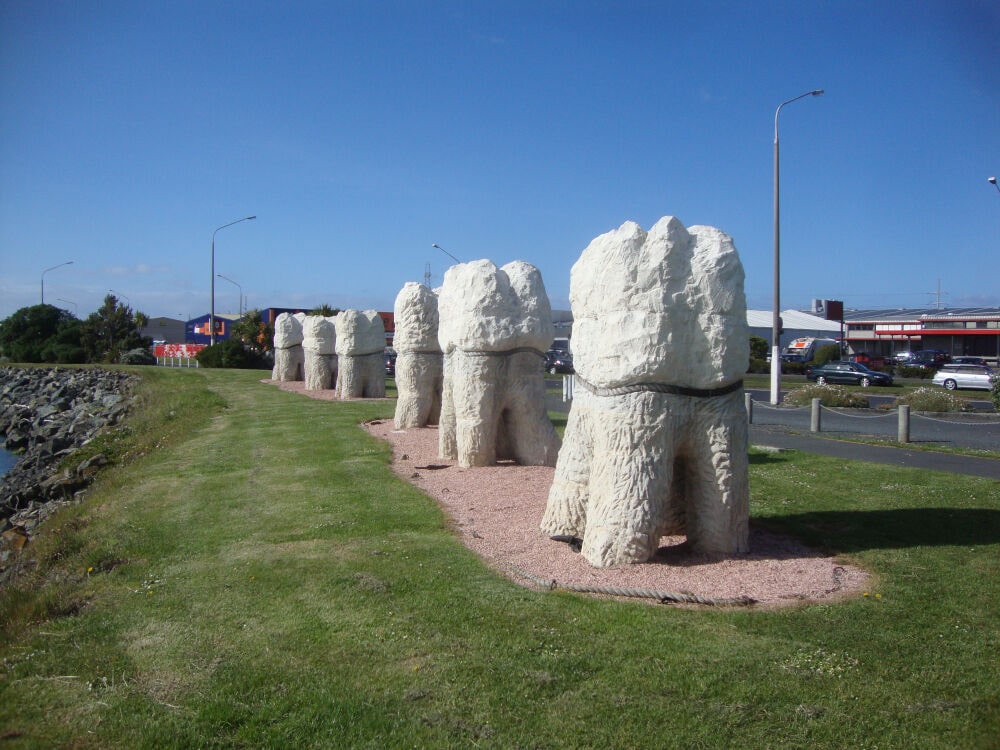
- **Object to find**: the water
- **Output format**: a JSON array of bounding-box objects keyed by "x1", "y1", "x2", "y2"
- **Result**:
[{"x1": 0, "y1": 446, "x2": 17, "y2": 477}]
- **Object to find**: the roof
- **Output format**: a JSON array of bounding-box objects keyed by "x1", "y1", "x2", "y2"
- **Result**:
[
  {"x1": 842, "y1": 307, "x2": 1000, "y2": 322},
  {"x1": 747, "y1": 309, "x2": 841, "y2": 332}
]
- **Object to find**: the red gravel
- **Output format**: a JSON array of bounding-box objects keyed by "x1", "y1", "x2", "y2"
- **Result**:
[{"x1": 267, "y1": 379, "x2": 870, "y2": 608}]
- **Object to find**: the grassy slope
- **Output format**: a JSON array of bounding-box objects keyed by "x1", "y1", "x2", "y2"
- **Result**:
[{"x1": 0, "y1": 368, "x2": 997, "y2": 748}]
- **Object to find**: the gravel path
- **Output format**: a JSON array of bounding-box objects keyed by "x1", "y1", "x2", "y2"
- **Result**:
[{"x1": 268, "y1": 380, "x2": 869, "y2": 608}]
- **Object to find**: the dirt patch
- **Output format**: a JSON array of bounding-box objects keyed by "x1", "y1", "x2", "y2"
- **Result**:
[{"x1": 266, "y1": 379, "x2": 870, "y2": 608}]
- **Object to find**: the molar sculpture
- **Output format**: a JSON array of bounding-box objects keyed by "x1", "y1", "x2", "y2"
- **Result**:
[
  {"x1": 272, "y1": 312, "x2": 305, "y2": 382},
  {"x1": 335, "y1": 310, "x2": 386, "y2": 399},
  {"x1": 540, "y1": 217, "x2": 750, "y2": 567},
  {"x1": 437, "y1": 260, "x2": 560, "y2": 468},
  {"x1": 393, "y1": 282, "x2": 443, "y2": 428},
  {"x1": 302, "y1": 315, "x2": 337, "y2": 390}
]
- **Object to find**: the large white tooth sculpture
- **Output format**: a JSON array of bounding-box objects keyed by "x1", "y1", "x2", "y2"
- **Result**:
[
  {"x1": 437, "y1": 259, "x2": 560, "y2": 468},
  {"x1": 272, "y1": 312, "x2": 305, "y2": 382},
  {"x1": 335, "y1": 309, "x2": 386, "y2": 399},
  {"x1": 541, "y1": 217, "x2": 750, "y2": 567},
  {"x1": 302, "y1": 315, "x2": 338, "y2": 391},
  {"x1": 392, "y1": 282, "x2": 443, "y2": 428}
]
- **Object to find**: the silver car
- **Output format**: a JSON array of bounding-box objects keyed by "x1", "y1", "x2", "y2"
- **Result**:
[{"x1": 931, "y1": 364, "x2": 996, "y2": 391}]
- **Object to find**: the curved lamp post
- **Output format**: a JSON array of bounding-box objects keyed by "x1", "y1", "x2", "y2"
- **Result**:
[
  {"x1": 41, "y1": 261, "x2": 73, "y2": 304},
  {"x1": 56, "y1": 297, "x2": 77, "y2": 315},
  {"x1": 211, "y1": 216, "x2": 255, "y2": 344},
  {"x1": 771, "y1": 89, "x2": 824, "y2": 405},
  {"x1": 109, "y1": 288, "x2": 130, "y2": 307},
  {"x1": 432, "y1": 243, "x2": 462, "y2": 263},
  {"x1": 989, "y1": 176, "x2": 999, "y2": 195},
  {"x1": 217, "y1": 273, "x2": 244, "y2": 317}
]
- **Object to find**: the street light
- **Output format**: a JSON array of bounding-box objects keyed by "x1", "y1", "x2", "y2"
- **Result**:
[
  {"x1": 771, "y1": 89, "x2": 824, "y2": 405},
  {"x1": 211, "y1": 216, "x2": 255, "y2": 344},
  {"x1": 432, "y1": 243, "x2": 462, "y2": 263},
  {"x1": 56, "y1": 298, "x2": 77, "y2": 315},
  {"x1": 217, "y1": 273, "x2": 244, "y2": 317},
  {"x1": 989, "y1": 176, "x2": 1000, "y2": 195},
  {"x1": 40, "y1": 261, "x2": 73, "y2": 304}
]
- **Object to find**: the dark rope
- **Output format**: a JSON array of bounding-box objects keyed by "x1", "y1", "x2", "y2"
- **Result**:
[{"x1": 574, "y1": 375, "x2": 744, "y2": 399}]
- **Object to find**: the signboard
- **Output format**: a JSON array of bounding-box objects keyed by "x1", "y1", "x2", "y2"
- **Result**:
[{"x1": 154, "y1": 344, "x2": 206, "y2": 358}]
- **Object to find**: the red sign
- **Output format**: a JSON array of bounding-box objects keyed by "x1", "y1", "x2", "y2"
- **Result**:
[{"x1": 154, "y1": 344, "x2": 206, "y2": 358}]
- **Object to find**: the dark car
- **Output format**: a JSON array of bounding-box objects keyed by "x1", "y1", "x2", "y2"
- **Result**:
[
  {"x1": 806, "y1": 361, "x2": 894, "y2": 387},
  {"x1": 385, "y1": 350, "x2": 397, "y2": 377},
  {"x1": 544, "y1": 349, "x2": 574, "y2": 374},
  {"x1": 906, "y1": 349, "x2": 951, "y2": 369},
  {"x1": 951, "y1": 356, "x2": 987, "y2": 366}
]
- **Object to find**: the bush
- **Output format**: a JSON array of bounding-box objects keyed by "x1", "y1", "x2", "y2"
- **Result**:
[
  {"x1": 813, "y1": 344, "x2": 842, "y2": 366},
  {"x1": 196, "y1": 339, "x2": 268, "y2": 369},
  {"x1": 747, "y1": 357, "x2": 769, "y2": 374},
  {"x1": 784, "y1": 384, "x2": 869, "y2": 408},
  {"x1": 993, "y1": 377, "x2": 1000, "y2": 411},
  {"x1": 119, "y1": 348, "x2": 156, "y2": 365},
  {"x1": 898, "y1": 365, "x2": 935, "y2": 379},
  {"x1": 895, "y1": 387, "x2": 973, "y2": 413}
]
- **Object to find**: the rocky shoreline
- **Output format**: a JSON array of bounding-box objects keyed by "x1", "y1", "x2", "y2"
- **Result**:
[{"x1": 0, "y1": 367, "x2": 137, "y2": 548}]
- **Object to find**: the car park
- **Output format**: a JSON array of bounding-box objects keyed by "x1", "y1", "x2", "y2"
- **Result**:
[
  {"x1": 931, "y1": 363, "x2": 996, "y2": 391},
  {"x1": 906, "y1": 349, "x2": 951, "y2": 369},
  {"x1": 544, "y1": 349, "x2": 574, "y2": 374},
  {"x1": 806, "y1": 361, "x2": 894, "y2": 387}
]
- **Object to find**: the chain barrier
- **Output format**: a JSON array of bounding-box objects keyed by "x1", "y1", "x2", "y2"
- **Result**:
[{"x1": 507, "y1": 565, "x2": 757, "y2": 607}]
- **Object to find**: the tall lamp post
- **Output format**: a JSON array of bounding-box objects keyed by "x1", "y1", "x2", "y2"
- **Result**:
[
  {"x1": 56, "y1": 298, "x2": 77, "y2": 315},
  {"x1": 989, "y1": 176, "x2": 1000, "y2": 195},
  {"x1": 432, "y1": 243, "x2": 462, "y2": 263},
  {"x1": 41, "y1": 261, "x2": 73, "y2": 304},
  {"x1": 217, "y1": 273, "x2": 244, "y2": 317},
  {"x1": 771, "y1": 89, "x2": 824, "y2": 405},
  {"x1": 211, "y1": 216, "x2": 255, "y2": 345}
]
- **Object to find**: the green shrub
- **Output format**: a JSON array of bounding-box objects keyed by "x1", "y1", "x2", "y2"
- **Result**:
[
  {"x1": 782, "y1": 361, "x2": 806, "y2": 375},
  {"x1": 747, "y1": 357, "x2": 769, "y2": 374},
  {"x1": 196, "y1": 339, "x2": 268, "y2": 369},
  {"x1": 813, "y1": 344, "x2": 842, "y2": 366},
  {"x1": 783, "y1": 383, "x2": 869, "y2": 408},
  {"x1": 898, "y1": 365, "x2": 935, "y2": 379},
  {"x1": 895, "y1": 386, "x2": 973, "y2": 412},
  {"x1": 992, "y1": 376, "x2": 1000, "y2": 410},
  {"x1": 119, "y1": 347, "x2": 156, "y2": 365}
]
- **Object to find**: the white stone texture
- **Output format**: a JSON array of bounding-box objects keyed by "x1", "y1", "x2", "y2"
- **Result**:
[
  {"x1": 335, "y1": 310, "x2": 386, "y2": 398},
  {"x1": 437, "y1": 260, "x2": 560, "y2": 468},
  {"x1": 541, "y1": 217, "x2": 750, "y2": 567},
  {"x1": 272, "y1": 312, "x2": 304, "y2": 381},
  {"x1": 302, "y1": 315, "x2": 338, "y2": 391},
  {"x1": 393, "y1": 283, "x2": 443, "y2": 428}
]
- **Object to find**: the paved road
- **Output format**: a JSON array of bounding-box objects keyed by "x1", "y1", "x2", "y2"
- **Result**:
[{"x1": 546, "y1": 381, "x2": 1000, "y2": 479}]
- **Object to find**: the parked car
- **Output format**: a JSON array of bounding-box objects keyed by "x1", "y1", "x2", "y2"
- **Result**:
[
  {"x1": 931, "y1": 363, "x2": 996, "y2": 391},
  {"x1": 544, "y1": 349, "x2": 574, "y2": 374},
  {"x1": 806, "y1": 361, "x2": 894, "y2": 387},
  {"x1": 951, "y1": 356, "x2": 987, "y2": 366},
  {"x1": 385, "y1": 350, "x2": 397, "y2": 377},
  {"x1": 906, "y1": 349, "x2": 951, "y2": 369}
]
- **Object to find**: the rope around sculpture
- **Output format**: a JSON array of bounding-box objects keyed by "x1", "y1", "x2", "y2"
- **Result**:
[
  {"x1": 507, "y1": 564, "x2": 758, "y2": 607},
  {"x1": 574, "y1": 375, "x2": 744, "y2": 399}
]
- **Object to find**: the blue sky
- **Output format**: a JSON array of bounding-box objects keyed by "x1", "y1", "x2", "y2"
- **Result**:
[{"x1": 1, "y1": 1, "x2": 997, "y2": 321}]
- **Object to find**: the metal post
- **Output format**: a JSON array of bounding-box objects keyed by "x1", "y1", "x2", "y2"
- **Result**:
[
  {"x1": 898, "y1": 405, "x2": 910, "y2": 443},
  {"x1": 745, "y1": 392, "x2": 753, "y2": 424},
  {"x1": 211, "y1": 216, "x2": 256, "y2": 345},
  {"x1": 811, "y1": 398, "x2": 821, "y2": 432},
  {"x1": 770, "y1": 89, "x2": 823, "y2": 405}
]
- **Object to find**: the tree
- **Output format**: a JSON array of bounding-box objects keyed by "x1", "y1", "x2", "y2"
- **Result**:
[
  {"x1": 230, "y1": 308, "x2": 274, "y2": 352},
  {"x1": 749, "y1": 336, "x2": 769, "y2": 361},
  {"x1": 310, "y1": 304, "x2": 340, "y2": 317},
  {"x1": 0, "y1": 304, "x2": 85, "y2": 363},
  {"x1": 78, "y1": 294, "x2": 152, "y2": 363}
]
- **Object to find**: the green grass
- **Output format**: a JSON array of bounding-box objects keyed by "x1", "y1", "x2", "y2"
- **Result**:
[{"x1": 2, "y1": 367, "x2": 999, "y2": 748}]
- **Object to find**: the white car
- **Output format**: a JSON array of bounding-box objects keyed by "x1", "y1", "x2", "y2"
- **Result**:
[{"x1": 931, "y1": 364, "x2": 996, "y2": 391}]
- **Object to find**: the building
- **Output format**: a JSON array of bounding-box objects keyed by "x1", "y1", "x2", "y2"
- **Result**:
[
  {"x1": 139, "y1": 316, "x2": 186, "y2": 345},
  {"x1": 843, "y1": 307, "x2": 1000, "y2": 362},
  {"x1": 185, "y1": 313, "x2": 242, "y2": 345}
]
